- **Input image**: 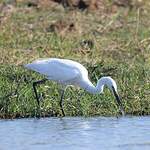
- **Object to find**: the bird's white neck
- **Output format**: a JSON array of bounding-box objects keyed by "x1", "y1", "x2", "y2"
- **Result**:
[
  {"x1": 79, "y1": 78, "x2": 104, "y2": 94},
  {"x1": 79, "y1": 76, "x2": 117, "y2": 94}
]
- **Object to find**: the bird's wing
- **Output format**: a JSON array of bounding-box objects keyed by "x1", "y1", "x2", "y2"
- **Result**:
[{"x1": 25, "y1": 59, "x2": 80, "y2": 83}]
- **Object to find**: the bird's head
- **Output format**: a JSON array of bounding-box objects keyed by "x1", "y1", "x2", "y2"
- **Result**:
[{"x1": 99, "y1": 77, "x2": 125, "y2": 116}]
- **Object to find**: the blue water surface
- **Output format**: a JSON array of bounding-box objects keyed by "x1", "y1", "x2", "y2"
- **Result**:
[{"x1": 0, "y1": 116, "x2": 150, "y2": 150}]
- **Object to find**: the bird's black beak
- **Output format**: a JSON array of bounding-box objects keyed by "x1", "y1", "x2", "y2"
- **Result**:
[{"x1": 112, "y1": 86, "x2": 125, "y2": 116}]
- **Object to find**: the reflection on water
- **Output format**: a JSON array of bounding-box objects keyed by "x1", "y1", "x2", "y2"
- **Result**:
[{"x1": 0, "y1": 117, "x2": 150, "y2": 150}]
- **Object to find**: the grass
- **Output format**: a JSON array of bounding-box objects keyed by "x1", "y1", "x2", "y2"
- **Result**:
[{"x1": 0, "y1": 0, "x2": 150, "y2": 118}]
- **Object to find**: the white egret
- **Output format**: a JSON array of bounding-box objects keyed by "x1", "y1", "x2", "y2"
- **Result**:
[{"x1": 25, "y1": 58, "x2": 124, "y2": 116}]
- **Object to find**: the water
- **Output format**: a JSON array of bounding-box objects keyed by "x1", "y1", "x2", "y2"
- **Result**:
[{"x1": 0, "y1": 117, "x2": 150, "y2": 150}]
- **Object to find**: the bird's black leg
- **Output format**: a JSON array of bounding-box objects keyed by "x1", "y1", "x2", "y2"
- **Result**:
[
  {"x1": 59, "y1": 89, "x2": 65, "y2": 117},
  {"x1": 33, "y1": 78, "x2": 47, "y2": 105}
]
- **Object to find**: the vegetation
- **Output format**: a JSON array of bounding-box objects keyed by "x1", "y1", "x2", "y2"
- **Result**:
[{"x1": 0, "y1": 0, "x2": 150, "y2": 118}]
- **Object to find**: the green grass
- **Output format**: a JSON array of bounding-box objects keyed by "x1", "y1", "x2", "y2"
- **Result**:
[{"x1": 0, "y1": 0, "x2": 150, "y2": 118}]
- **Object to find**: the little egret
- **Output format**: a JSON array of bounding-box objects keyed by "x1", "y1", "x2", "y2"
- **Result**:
[{"x1": 25, "y1": 58, "x2": 124, "y2": 116}]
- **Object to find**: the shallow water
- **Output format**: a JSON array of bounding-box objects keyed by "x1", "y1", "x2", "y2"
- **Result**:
[{"x1": 0, "y1": 116, "x2": 150, "y2": 150}]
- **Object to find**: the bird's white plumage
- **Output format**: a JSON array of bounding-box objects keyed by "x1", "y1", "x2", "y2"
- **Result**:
[
  {"x1": 25, "y1": 58, "x2": 88, "y2": 85},
  {"x1": 25, "y1": 58, "x2": 118, "y2": 94}
]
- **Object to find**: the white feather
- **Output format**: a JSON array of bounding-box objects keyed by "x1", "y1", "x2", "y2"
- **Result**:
[{"x1": 25, "y1": 58, "x2": 118, "y2": 94}]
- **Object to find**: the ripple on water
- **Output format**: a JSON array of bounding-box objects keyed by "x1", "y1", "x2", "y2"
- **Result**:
[{"x1": 0, "y1": 116, "x2": 150, "y2": 150}]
